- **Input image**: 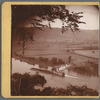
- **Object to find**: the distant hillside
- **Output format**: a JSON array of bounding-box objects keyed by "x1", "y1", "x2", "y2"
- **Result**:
[{"x1": 13, "y1": 27, "x2": 99, "y2": 42}]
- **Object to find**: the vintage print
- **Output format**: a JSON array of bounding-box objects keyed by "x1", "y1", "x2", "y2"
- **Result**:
[{"x1": 11, "y1": 4, "x2": 99, "y2": 96}]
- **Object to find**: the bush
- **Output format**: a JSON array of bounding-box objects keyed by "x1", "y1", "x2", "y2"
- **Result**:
[
  {"x1": 51, "y1": 57, "x2": 57, "y2": 65},
  {"x1": 11, "y1": 73, "x2": 47, "y2": 96},
  {"x1": 32, "y1": 57, "x2": 35, "y2": 60},
  {"x1": 38, "y1": 57, "x2": 44, "y2": 61},
  {"x1": 41, "y1": 85, "x2": 98, "y2": 96},
  {"x1": 58, "y1": 59, "x2": 65, "y2": 64},
  {"x1": 43, "y1": 58, "x2": 49, "y2": 62},
  {"x1": 11, "y1": 73, "x2": 98, "y2": 96}
]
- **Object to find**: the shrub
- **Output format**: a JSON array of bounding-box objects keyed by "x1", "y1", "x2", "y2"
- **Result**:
[
  {"x1": 38, "y1": 57, "x2": 44, "y2": 61},
  {"x1": 43, "y1": 58, "x2": 49, "y2": 62},
  {"x1": 58, "y1": 59, "x2": 65, "y2": 64},
  {"x1": 51, "y1": 57, "x2": 57, "y2": 65}
]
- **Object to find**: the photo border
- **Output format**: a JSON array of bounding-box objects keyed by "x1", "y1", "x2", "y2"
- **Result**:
[{"x1": 1, "y1": 1, "x2": 100, "y2": 98}]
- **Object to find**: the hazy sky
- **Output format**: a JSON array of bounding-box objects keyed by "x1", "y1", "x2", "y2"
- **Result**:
[
  {"x1": 66, "y1": 5, "x2": 99, "y2": 30},
  {"x1": 25, "y1": 5, "x2": 99, "y2": 30},
  {"x1": 50, "y1": 5, "x2": 99, "y2": 30}
]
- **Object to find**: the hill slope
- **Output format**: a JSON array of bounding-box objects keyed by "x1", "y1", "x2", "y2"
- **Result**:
[{"x1": 13, "y1": 27, "x2": 99, "y2": 42}]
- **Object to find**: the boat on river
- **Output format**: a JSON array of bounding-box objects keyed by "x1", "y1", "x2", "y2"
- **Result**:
[{"x1": 30, "y1": 64, "x2": 70, "y2": 77}]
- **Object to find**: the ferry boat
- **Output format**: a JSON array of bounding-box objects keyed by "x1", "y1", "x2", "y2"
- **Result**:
[{"x1": 30, "y1": 64, "x2": 70, "y2": 76}]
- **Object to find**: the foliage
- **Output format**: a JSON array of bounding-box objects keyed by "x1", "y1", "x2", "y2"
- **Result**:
[
  {"x1": 51, "y1": 57, "x2": 58, "y2": 65},
  {"x1": 12, "y1": 5, "x2": 86, "y2": 55},
  {"x1": 55, "y1": 85, "x2": 98, "y2": 96},
  {"x1": 12, "y1": 5, "x2": 85, "y2": 32},
  {"x1": 11, "y1": 73, "x2": 47, "y2": 96},
  {"x1": 39, "y1": 57, "x2": 44, "y2": 61},
  {"x1": 58, "y1": 59, "x2": 65, "y2": 64},
  {"x1": 11, "y1": 73, "x2": 22, "y2": 79},
  {"x1": 11, "y1": 73, "x2": 98, "y2": 96},
  {"x1": 44, "y1": 58, "x2": 49, "y2": 62},
  {"x1": 14, "y1": 53, "x2": 65, "y2": 67},
  {"x1": 41, "y1": 85, "x2": 98, "y2": 96}
]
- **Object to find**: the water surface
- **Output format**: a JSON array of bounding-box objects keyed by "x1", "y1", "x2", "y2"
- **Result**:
[{"x1": 12, "y1": 58, "x2": 99, "y2": 92}]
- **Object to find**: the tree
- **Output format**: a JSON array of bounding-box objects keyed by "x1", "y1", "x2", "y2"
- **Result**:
[
  {"x1": 38, "y1": 57, "x2": 44, "y2": 61},
  {"x1": 12, "y1": 5, "x2": 85, "y2": 55},
  {"x1": 58, "y1": 59, "x2": 65, "y2": 64},
  {"x1": 11, "y1": 73, "x2": 22, "y2": 95},
  {"x1": 51, "y1": 57, "x2": 57, "y2": 65},
  {"x1": 11, "y1": 73, "x2": 47, "y2": 95},
  {"x1": 44, "y1": 58, "x2": 49, "y2": 62},
  {"x1": 68, "y1": 56, "x2": 72, "y2": 63},
  {"x1": 20, "y1": 73, "x2": 47, "y2": 95},
  {"x1": 12, "y1": 5, "x2": 85, "y2": 32},
  {"x1": 42, "y1": 87, "x2": 54, "y2": 96}
]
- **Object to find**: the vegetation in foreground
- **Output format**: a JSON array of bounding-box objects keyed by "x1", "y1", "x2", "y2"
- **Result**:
[{"x1": 11, "y1": 73, "x2": 98, "y2": 96}]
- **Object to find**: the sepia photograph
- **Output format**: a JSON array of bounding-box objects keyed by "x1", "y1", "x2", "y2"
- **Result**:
[{"x1": 11, "y1": 4, "x2": 99, "y2": 96}]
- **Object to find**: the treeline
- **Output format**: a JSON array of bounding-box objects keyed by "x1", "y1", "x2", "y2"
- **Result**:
[
  {"x1": 14, "y1": 53, "x2": 65, "y2": 67},
  {"x1": 39, "y1": 57, "x2": 65, "y2": 65},
  {"x1": 11, "y1": 73, "x2": 98, "y2": 96}
]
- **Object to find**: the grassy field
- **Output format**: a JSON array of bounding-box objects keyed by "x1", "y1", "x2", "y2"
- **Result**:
[
  {"x1": 13, "y1": 41, "x2": 98, "y2": 64},
  {"x1": 74, "y1": 50, "x2": 99, "y2": 59}
]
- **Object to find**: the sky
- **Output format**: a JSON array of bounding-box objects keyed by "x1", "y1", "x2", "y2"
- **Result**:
[
  {"x1": 25, "y1": 5, "x2": 99, "y2": 30},
  {"x1": 65, "y1": 5, "x2": 99, "y2": 30},
  {"x1": 43, "y1": 5, "x2": 99, "y2": 30}
]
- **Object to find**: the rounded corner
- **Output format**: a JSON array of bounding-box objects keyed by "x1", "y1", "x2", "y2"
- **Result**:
[
  {"x1": 1, "y1": 92, "x2": 8, "y2": 99},
  {"x1": 1, "y1": 1, "x2": 10, "y2": 8}
]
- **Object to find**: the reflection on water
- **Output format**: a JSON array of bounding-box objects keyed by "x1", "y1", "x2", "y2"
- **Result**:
[{"x1": 12, "y1": 58, "x2": 99, "y2": 92}]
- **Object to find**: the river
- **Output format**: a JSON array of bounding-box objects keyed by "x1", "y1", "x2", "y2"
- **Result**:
[{"x1": 12, "y1": 58, "x2": 99, "y2": 92}]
